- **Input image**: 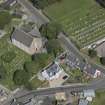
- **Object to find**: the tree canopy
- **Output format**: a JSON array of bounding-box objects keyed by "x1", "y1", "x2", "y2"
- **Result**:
[
  {"x1": 46, "y1": 39, "x2": 63, "y2": 57},
  {"x1": 40, "y1": 22, "x2": 62, "y2": 39},
  {"x1": 88, "y1": 49, "x2": 97, "y2": 58},
  {"x1": 13, "y1": 69, "x2": 30, "y2": 86},
  {"x1": 24, "y1": 53, "x2": 54, "y2": 75},
  {"x1": 1, "y1": 51, "x2": 16, "y2": 63},
  {"x1": 100, "y1": 57, "x2": 105, "y2": 65}
]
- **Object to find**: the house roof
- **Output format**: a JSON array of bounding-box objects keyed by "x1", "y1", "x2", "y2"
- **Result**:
[
  {"x1": 83, "y1": 89, "x2": 95, "y2": 97},
  {"x1": 11, "y1": 28, "x2": 34, "y2": 47},
  {"x1": 46, "y1": 63, "x2": 60, "y2": 78},
  {"x1": 79, "y1": 99, "x2": 88, "y2": 105},
  {"x1": 29, "y1": 27, "x2": 41, "y2": 37}
]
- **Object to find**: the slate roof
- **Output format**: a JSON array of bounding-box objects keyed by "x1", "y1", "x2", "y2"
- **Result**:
[
  {"x1": 46, "y1": 63, "x2": 60, "y2": 77},
  {"x1": 11, "y1": 28, "x2": 34, "y2": 47},
  {"x1": 29, "y1": 27, "x2": 41, "y2": 37}
]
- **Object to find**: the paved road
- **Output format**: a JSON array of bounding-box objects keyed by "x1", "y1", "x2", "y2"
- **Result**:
[
  {"x1": 58, "y1": 32, "x2": 105, "y2": 74},
  {"x1": 17, "y1": 0, "x2": 49, "y2": 26},
  {"x1": 4, "y1": 78, "x2": 105, "y2": 105},
  {"x1": 2, "y1": 83, "x2": 90, "y2": 105}
]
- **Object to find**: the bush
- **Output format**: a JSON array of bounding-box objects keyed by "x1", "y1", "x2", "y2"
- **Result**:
[
  {"x1": 1, "y1": 51, "x2": 16, "y2": 63},
  {"x1": 100, "y1": 57, "x2": 105, "y2": 65}
]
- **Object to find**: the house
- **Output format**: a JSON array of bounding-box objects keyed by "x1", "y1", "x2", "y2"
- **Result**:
[
  {"x1": 83, "y1": 64, "x2": 101, "y2": 78},
  {"x1": 42, "y1": 62, "x2": 63, "y2": 80},
  {"x1": 83, "y1": 89, "x2": 95, "y2": 102},
  {"x1": 11, "y1": 28, "x2": 43, "y2": 55},
  {"x1": 78, "y1": 99, "x2": 88, "y2": 105},
  {"x1": 83, "y1": 90, "x2": 95, "y2": 97}
]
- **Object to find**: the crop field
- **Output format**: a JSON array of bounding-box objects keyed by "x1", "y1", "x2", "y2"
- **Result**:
[{"x1": 44, "y1": 0, "x2": 105, "y2": 47}]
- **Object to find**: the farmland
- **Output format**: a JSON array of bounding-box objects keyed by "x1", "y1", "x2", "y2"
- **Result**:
[{"x1": 44, "y1": 0, "x2": 105, "y2": 47}]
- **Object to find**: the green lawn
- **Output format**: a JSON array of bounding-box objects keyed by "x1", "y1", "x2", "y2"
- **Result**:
[
  {"x1": 44, "y1": 0, "x2": 105, "y2": 47},
  {"x1": 0, "y1": 35, "x2": 31, "y2": 90},
  {"x1": 92, "y1": 91, "x2": 105, "y2": 105},
  {"x1": 0, "y1": 11, "x2": 12, "y2": 29}
]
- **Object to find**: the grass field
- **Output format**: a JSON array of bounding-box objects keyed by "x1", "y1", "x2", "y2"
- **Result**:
[
  {"x1": 44, "y1": 0, "x2": 105, "y2": 47},
  {"x1": 0, "y1": 11, "x2": 12, "y2": 29},
  {"x1": 91, "y1": 91, "x2": 105, "y2": 105}
]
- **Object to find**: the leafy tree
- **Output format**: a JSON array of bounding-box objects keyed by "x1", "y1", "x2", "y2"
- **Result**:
[
  {"x1": 96, "y1": 0, "x2": 105, "y2": 8},
  {"x1": 46, "y1": 39, "x2": 63, "y2": 57},
  {"x1": 100, "y1": 57, "x2": 105, "y2": 65},
  {"x1": 1, "y1": 51, "x2": 16, "y2": 63},
  {"x1": 88, "y1": 49, "x2": 97, "y2": 58},
  {"x1": 24, "y1": 53, "x2": 54, "y2": 75},
  {"x1": 40, "y1": 22, "x2": 62, "y2": 39},
  {"x1": 13, "y1": 69, "x2": 30, "y2": 86},
  {"x1": 0, "y1": 64, "x2": 6, "y2": 80}
]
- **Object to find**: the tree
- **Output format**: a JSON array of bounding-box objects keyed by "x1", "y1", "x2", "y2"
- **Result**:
[
  {"x1": 40, "y1": 22, "x2": 62, "y2": 39},
  {"x1": 1, "y1": 51, "x2": 16, "y2": 63},
  {"x1": 46, "y1": 39, "x2": 63, "y2": 57},
  {"x1": 88, "y1": 49, "x2": 97, "y2": 58},
  {"x1": 25, "y1": 53, "x2": 54, "y2": 75},
  {"x1": 13, "y1": 69, "x2": 30, "y2": 86},
  {"x1": 0, "y1": 64, "x2": 6, "y2": 80},
  {"x1": 100, "y1": 57, "x2": 105, "y2": 65}
]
